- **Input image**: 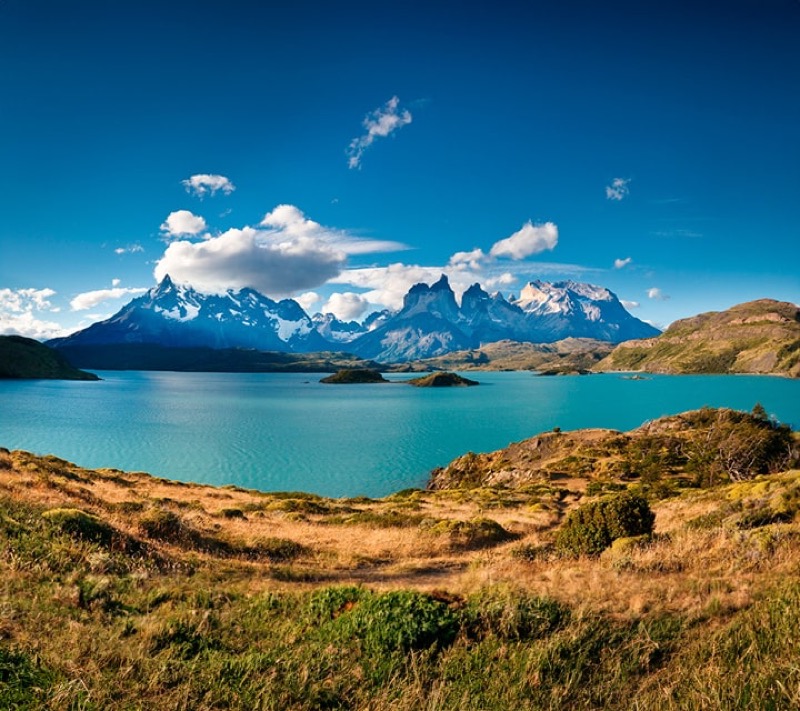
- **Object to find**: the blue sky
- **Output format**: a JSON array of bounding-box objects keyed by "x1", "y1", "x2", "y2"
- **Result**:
[{"x1": 1, "y1": 0, "x2": 798, "y2": 338}]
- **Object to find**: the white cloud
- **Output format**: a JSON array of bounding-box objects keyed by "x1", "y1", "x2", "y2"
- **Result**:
[
  {"x1": 647, "y1": 287, "x2": 669, "y2": 301},
  {"x1": 70, "y1": 287, "x2": 148, "y2": 311},
  {"x1": 331, "y1": 264, "x2": 446, "y2": 311},
  {"x1": 0, "y1": 287, "x2": 66, "y2": 340},
  {"x1": 614, "y1": 257, "x2": 632, "y2": 269},
  {"x1": 489, "y1": 221, "x2": 558, "y2": 260},
  {"x1": 606, "y1": 178, "x2": 631, "y2": 201},
  {"x1": 347, "y1": 96, "x2": 412, "y2": 169},
  {"x1": 182, "y1": 174, "x2": 236, "y2": 198},
  {"x1": 449, "y1": 248, "x2": 487, "y2": 270},
  {"x1": 322, "y1": 292, "x2": 370, "y2": 321},
  {"x1": 296, "y1": 292, "x2": 320, "y2": 312},
  {"x1": 114, "y1": 243, "x2": 144, "y2": 255},
  {"x1": 155, "y1": 204, "x2": 411, "y2": 298},
  {"x1": 160, "y1": 210, "x2": 207, "y2": 238},
  {"x1": 111, "y1": 278, "x2": 121, "y2": 287},
  {"x1": 156, "y1": 226, "x2": 344, "y2": 296},
  {"x1": 621, "y1": 299, "x2": 640, "y2": 309}
]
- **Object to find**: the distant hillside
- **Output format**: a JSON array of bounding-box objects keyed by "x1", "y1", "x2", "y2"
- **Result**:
[
  {"x1": 413, "y1": 338, "x2": 613, "y2": 372},
  {"x1": 54, "y1": 343, "x2": 392, "y2": 373},
  {"x1": 595, "y1": 299, "x2": 800, "y2": 378},
  {"x1": 0, "y1": 336, "x2": 98, "y2": 380}
]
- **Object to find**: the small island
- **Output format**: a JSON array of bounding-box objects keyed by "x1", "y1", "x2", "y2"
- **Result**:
[
  {"x1": 408, "y1": 372, "x2": 479, "y2": 387},
  {"x1": 320, "y1": 368, "x2": 389, "y2": 384}
]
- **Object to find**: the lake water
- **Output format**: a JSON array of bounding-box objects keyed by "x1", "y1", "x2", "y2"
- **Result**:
[{"x1": 2, "y1": 371, "x2": 799, "y2": 497}]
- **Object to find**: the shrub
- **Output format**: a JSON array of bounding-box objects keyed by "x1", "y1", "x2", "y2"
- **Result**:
[
  {"x1": 250, "y1": 536, "x2": 307, "y2": 561},
  {"x1": 337, "y1": 590, "x2": 459, "y2": 655},
  {"x1": 555, "y1": 492, "x2": 655, "y2": 556},
  {"x1": 423, "y1": 517, "x2": 516, "y2": 549},
  {"x1": 41, "y1": 508, "x2": 116, "y2": 546},
  {"x1": 138, "y1": 508, "x2": 185, "y2": 542}
]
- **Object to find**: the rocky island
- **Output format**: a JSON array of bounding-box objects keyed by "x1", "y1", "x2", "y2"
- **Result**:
[
  {"x1": 407, "y1": 372, "x2": 479, "y2": 387},
  {"x1": 319, "y1": 368, "x2": 389, "y2": 384}
]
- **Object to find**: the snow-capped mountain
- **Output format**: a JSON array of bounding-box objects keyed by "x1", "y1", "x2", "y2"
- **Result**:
[
  {"x1": 49, "y1": 274, "x2": 659, "y2": 364},
  {"x1": 310, "y1": 313, "x2": 366, "y2": 344},
  {"x1": 48, "y1": 275, "x2": 330, "y2": 353},
  {"x1": 349, "y1": 276, "x2": 660, "y2": 362},
  {"x1": 512, "y1": 280, "x2": 659, "y2": 342}
]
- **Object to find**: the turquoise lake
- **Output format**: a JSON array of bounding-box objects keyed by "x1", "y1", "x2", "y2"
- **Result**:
[{"x1": 2, "y1": 371, "x2": 799, "y2": 497}]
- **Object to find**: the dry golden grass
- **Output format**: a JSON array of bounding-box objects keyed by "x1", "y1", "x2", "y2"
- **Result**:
[{"x1": 3, "y1": 446, "x2": 800, "y2": 626}]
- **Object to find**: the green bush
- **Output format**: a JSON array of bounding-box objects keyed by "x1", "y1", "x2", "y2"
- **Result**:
[
  {"x1": 555, "y1": 492, "x2": 655, "y2": 556},
  {"x1": 336, "y1": 590, "x2": 459, "y2": 655}
]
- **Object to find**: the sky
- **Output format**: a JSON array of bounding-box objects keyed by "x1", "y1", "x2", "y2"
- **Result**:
[{"x1": 1, "y1": 0, "x2": 798, "y2": 339}]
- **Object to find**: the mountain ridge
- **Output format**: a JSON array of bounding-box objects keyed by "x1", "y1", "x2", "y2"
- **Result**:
[{"x1": 48, "y1": 274, "x2": 659, "y2": 364}]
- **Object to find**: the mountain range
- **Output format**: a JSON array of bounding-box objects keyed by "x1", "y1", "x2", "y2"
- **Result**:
[{"x1": 49, "y1": 274, "x2": 659, "y2": 363}]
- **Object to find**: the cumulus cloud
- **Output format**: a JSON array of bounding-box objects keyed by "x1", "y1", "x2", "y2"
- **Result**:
[
  {"x1": 647, "y1": 287, "x2": 669, "y2": 301},
  {"x1": 449, "y1": 248, "x2": 487, "y2": 270},
  {"x1": 182, "y1": 174, "x2": 236, "y2": 198},
  {"x1": 0, "y1": 287, "x2": 65, "y2": 339},
  {"x1": 114, "y1": 243, "x2": 144, "y2": 255},
  {"x1": 621, "y1": 299, "x2": 640, "y2": 309},
  {"x1": 322, "y1": 292, "x2": 371, "y2": 321},
  {"x1": 331, "y1": 264, "x2": 445, "y2": 311},
  {"x1": 614, "y1": 257, "x2": 632, "y2": 269},
  {"x1": 489, "y1": 221, "x2": 558, "y2": 260},
  {"x1": 296, "y1": 292, "x2": 320, "y2": 312},
  {"x1": 70, "y1": 287, "x2": 148, "y2": 311},
  {"x1": 606, "y1": 178, "x2": 631, "y2": 201},
  {"x1": 347, "y1": 96, "x2": 412, "y2": 169},
  {"x1": 111, "y1": 278, "x2": 121, "y2": 287},
  {"x1": 160, "y1": 210, "x2": 207, "y2": 239},
  {"x1": 156, "y1": 226, "x2": 345, "y2": 296},
  {"x1": 154, "y1": 204, "x2": 410, "y2": 298}
]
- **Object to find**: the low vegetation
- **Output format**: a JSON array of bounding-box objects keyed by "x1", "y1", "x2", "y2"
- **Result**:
[
  {"x1": 1, "y1": 406, "x2": 799, "y2": 708},
  {"x1": 595, "y1": 298, "x2": 800, "y2": 378}
]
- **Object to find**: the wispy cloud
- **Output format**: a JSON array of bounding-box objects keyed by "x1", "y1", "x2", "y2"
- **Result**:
[
  {"x1": 70, "y1": 287, "x2": 148, "y2": 311},
  {"x1": 347, "y1": 96, "x2": 412, "y2": 169},
  {"x1": 160, "y1": 210, "x2": 207, "y2": 239},
  {"x1": 114, "y1": 243, "x2": 144, "y2": 255},
  {"x1": 647, "y1": 287, "x2": 670, "y2": 301},
  {"x1": 621, "y1": 299, "x2": 640, "y2": 309},
  {"x1": 606, "y1": 177, "x2": 631, "y2": 201},
  {"x1": 182, "y1": 174, "x2": 235, "y2": 198},
  {"x1": 614, "y1": 257, "x2": 632, "y2": 269}
]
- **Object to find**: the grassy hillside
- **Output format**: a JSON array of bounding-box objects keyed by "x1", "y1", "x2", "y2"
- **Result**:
[
  {"x1": 411, "y1": 338, "x2": 614, "y2": 373},
  {"x1": 0, "y1": 335, "x2": 98, "y2": 380},
  {"x1": 595, "y1": 299, "x2": 800, "y2": 378},
  {"x1": 2, "y1": 408, "x2": 800, "y2": 708}
]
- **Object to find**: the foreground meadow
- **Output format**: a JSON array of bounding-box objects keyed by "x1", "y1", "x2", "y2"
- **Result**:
[{"x1": 1, "y1": 407, "x2": 799, "y2": 709}]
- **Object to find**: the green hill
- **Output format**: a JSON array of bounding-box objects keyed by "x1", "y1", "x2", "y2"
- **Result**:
[
  {"x1": 0, "y1": 335, "x2": 99, "y2": 380},
  {"x1": 595, "y1": 299, "x2": 800, "y2": 378}
]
